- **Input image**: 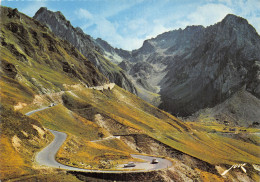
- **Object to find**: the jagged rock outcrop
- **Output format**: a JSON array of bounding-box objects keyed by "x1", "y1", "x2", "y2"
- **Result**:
[
  {"x1": 118, "y1": 60, "x2": 133, "y2": 72},
  {"x1": 33, "y1": 7, "x2": 137, "y2": 95},
  {"x1": 95, "y1": 38, "x2": 132, "y2": 64}
]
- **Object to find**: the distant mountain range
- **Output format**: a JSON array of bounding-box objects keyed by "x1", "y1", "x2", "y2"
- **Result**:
[{"x1": 34, "y1": 8, "x2": 260, "y2": 126}]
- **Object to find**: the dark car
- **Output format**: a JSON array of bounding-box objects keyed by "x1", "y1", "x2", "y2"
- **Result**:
[{"x1": 151, "y1": 159, "x2": 159, "y2": 164}]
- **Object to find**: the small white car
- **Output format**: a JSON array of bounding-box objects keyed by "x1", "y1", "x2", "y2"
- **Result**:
[
  {"x1": 124, "y1": 162, "x2": 136, "y2": 168},
  {"x1": 151, "y1": 159, "x2": 159, "y2": 164}
]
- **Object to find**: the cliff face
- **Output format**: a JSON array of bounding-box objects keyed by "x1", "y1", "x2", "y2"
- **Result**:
[
  {"x1": 33, "y1": 7, "x2": 137, "y2": 95},
  {"x1": 127, "y1": 14, "x2": 260, "y2": 118},
  {"x1": 156, "y1": 15, "x2": 260, "y2": 116}
]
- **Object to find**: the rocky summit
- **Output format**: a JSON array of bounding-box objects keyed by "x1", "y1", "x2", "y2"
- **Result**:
[{"x1": 33, "y1": 7, "x2": 137, "y2": 95}]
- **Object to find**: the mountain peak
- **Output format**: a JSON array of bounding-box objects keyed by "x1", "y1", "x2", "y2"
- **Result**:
[
  {"x1": 34, "y1": 7, "x2": 71, "y2": 28},
  {"x1": 221, "y1": 13, "x2": 249, "y2": 26},
  {"x1": 34, "y1": 7, "x2": 48, "y2": 18},
  {"x1": 219, "y1": 13, "x2": 259, "y2": 36}
]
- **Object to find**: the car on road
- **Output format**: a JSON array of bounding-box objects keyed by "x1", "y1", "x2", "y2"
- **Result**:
[
  {"x1": 49, "y1": 103, "x2": 55, "y2": 107},
  {"x1": 124, "y1": 162, "x2": 136, "y2": 168},
  {"x1": 151, "y1": 159, "x2": 159, "y2": 164}
]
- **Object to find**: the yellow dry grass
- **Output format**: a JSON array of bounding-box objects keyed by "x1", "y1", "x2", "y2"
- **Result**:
[
  {"x1": 0, "y1": 135, "x2": 27, "y2": 180},
  {"x1": 56, "y1": 135, "x2": 137, "y2": 169}
]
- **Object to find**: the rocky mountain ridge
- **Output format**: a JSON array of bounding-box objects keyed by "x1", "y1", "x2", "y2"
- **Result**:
[
  {"x1": 92, "y1": 14, "x2": 260, "y2": 125},
  {"x1": 33, "y1": 7, "x2": 137, "y2": 95},
  {"x1": 33, "y1": 7, "x2": 260, "y2": 124},
  {"x1": 152, "y1": 14, "x2": 260, "y2": 117}
]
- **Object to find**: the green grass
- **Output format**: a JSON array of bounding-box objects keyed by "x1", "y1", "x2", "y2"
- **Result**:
[
  {"x1": 1, "y1": 6, "x2": 259, "y2": 181},
  {"x1": 27, "y1": 102, "x2": 138, "y2": 169},
  {"x1": 62, "y1": 86, "x2": 260, "y2": 165},
  {"x1": 186, "y1": 121, "x2": 260, "y2": 133},
  {"x1": 0, "y1": 6, "x2": 106, "y2": 101},
  {"x1": 29, "y1": 104, "x2": 109, "y2": 140}
]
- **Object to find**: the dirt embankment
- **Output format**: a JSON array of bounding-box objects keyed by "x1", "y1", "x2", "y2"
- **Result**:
[{"x1": 68, "y1": 170, "x2": 171, "y2": 182}]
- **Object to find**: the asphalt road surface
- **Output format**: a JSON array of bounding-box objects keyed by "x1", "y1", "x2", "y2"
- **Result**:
[
  {"x1": 27, "y1": 105, "x2": 172, "y2": 173},
  {"x1": 25, "y1": 106, "x2": 51, "y2": 116}
]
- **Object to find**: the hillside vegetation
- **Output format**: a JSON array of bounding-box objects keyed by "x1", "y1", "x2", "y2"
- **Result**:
[
  {"x1": 0, "y1": 105, "x2": 54, "y2": 179},
  {"x1": 0, "y1": 6, "x2": 107, "y2": 106},
  {"x1": 62, "y1": 85, "x2": 260, "y2": 165}
]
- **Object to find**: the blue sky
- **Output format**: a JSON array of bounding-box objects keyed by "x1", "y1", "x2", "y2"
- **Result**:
[{"x1": 1, "y1": 0, "x2": 260, "y2": 50}]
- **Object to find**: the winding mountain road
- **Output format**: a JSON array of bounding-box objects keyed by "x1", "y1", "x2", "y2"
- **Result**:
[{"x1": 26, "y1": 87, "x2": 172, "y2": 173}]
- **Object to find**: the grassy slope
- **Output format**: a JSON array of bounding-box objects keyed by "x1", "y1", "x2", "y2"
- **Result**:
[
  {"x1": 0, "y1": 105, "x2": 54, "y2": 180},
  {"x1": 0, "y1": 6, "x2": 107, "y2": 180},
  {"x1": 0, "y1": 6, "x2": 107, "y2": 107},
  {"x1": 63, "y1": 86, "x2": 260, "y2": 165},
  {"x1": 28, "y1": 103, "x2": 138, "y2": 169},
  {"x1": 30, "y1": 104, "x2": 110, "y2": 140}
]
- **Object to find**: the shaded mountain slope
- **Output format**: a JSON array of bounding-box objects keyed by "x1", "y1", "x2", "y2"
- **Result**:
[
  {"x1": 190, "y1": 87, "x2": 260, "y2": 127},
  {"x1": 33, "y1": 7, "x2": 137, "y2": 95},
  {"x1": 155, "y1": 15, "x2": 260, "y2": 117}
]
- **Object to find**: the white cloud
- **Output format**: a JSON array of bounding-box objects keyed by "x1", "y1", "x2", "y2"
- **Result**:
[
  {"x1": 95, "y1": 18, "x2": 145, "y2": 50},
  {"x1": 187, "y1": 3, "x2": 233, "y2": 26},
  {"x1": 101, "y1": 0, "x2": 145, "y2": 18},
  {"x1": 75, "y1": 7, "x2": 144, "y2": 50},
  {"x1": 217, "y1": 0, "x2": 233, "y2": 5},
  {"x1": 77, "y1": 8, "x2": 93, "y2": 19},
  {"x1": 236, "y1": 0, "x2": 260, "y2": 17},
  {"x1": 75, "y1": 0, "x2": 259, "y2": 50},
  {"x1": 248, "y1": 16, "x2": 260, "y2": 34},
  {"x1": 144, "y1": 22, "x2": 170, "y2": 39},
  {"x1": 20, "y1": 1, "x2": 47, "y2": 17},
  {"x1": 226, "y1": 0, "x2": 260, "y2": 34}
]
